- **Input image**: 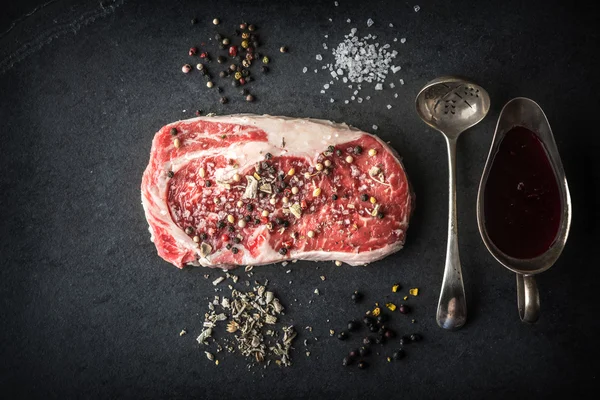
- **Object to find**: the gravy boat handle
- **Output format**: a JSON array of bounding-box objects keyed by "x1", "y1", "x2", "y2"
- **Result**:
[{"x1": 516, "y1": 274, "x2": 540, "y2": 323}]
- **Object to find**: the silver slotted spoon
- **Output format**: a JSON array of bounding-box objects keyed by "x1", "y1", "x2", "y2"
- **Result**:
[{"x1": 415, "y1": 76, "x2": 491, "y2": 330}]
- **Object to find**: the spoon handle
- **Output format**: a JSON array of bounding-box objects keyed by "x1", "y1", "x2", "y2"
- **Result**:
[{"x1": 437, "y1": 137, "x2": 467, "y2": 330}]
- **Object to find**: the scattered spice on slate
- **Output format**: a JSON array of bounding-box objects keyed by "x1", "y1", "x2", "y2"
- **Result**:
[
  {"x1": 398, "y1": 304, "x2": 410, "y2": 314},
  {"x1": 220, "y1": 96, "x2": 228, "y2": 104},
  {"x1": 351, "y1": 291, "x2": 363, "y2": 303},
  {"x1": 167, "y1": 171, "x2": 174, "y2": 178},
  {"x1": 357, "y1": 361, "x2": 368, "y2": 369},
  {"x1": 337, "y1": 331, "x2": 349, "y2": 340},
  {"x1": 280, "y1": 46, "x2": 288, "y2": 53},
  {"x1": 246, "y1": 94, "x2": 255, "y2": 102}
]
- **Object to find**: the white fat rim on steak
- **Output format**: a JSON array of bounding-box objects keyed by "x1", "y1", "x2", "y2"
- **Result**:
[{"x1": 142, "y1": 114, "x2": 404, "y2": 267}]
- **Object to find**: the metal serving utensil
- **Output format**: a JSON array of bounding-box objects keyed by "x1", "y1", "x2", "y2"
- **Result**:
[
  {"x1": 416, "y1": 76, "x2": 491, "y2": 330},
  {"x1": 476, "y1": 97, "x2": 571, "y2": 323}
]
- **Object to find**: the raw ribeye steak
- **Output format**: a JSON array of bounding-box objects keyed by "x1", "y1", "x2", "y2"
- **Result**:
[{"x1": 141, "y1": 115, "x2": 412, "y2": 269}]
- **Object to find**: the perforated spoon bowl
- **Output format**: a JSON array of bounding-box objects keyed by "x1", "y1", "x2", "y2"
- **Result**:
[{"x1": 415, "y1": 76, "x2": 490, "y2": 330}]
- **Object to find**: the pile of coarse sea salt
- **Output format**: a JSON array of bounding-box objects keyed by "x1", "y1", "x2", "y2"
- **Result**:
[{"x1": 304, "y1": 3, "x2": 421, "y2": 129}]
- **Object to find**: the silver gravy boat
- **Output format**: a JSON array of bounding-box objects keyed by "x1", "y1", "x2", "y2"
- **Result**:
[{"x1": 476, "y1": 97, "x2": 572, "y2": 323}]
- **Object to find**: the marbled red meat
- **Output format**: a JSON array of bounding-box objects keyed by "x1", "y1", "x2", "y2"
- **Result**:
[{"x1": 141, "y1": 115, "x2": 413, "y2": 269}]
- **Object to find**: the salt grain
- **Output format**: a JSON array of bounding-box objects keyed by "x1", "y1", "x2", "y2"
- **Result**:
[
  {"x1": 372, "y1": 125, "x2": 378, "y2": 130},
  {"x1": 375, "y1": 83, "x2": 383, "y2": 90},
  {"x1": 401, "y1": 37, "x2": 406, "y2": 43},
  {"x1": 390, "y1": 82, "x2": 395, "y2": 88},
  {"x1": 394, "y1": 93, "x2": 398, "y2": 98},
  {"x1": 330, "y1": 98, "x2": 335, "y2": 103},
  {"x1": 324, "y1": 83, "x2": 330, "y2": 89},
  {"x1": 387, "y1": 104, "x2": 392, "y2": 109},
  {"x1": 344, "y1": 100, "x2": 349, "y2": 104},
  {"x1": 334, "y1": 1, "x2": 339, "y2": 6},
  {"x1": 399, "y1": 79, "x2": 405, "y2": 85},
  {"x1": 316, "y1": 54, "x2": 323, "y2": 61},
  {"x1": 389, "y1": 23, "x2": 394, "y2": 27},
  {"x1": 320, "y1": 90, "x2": 325, "y2": 94},
  {"x1": 414, "y1": 5, "x2": 420, "y2": 12},
  {"x1": 302, "y1": 67, "x2": 307, "y2": 73},
  {"x1": 391, "y1": 65, "x2": 401, "y2": 73},
  {"x1": 347, "y1": 18, "x2": 351, "y2": 23},
  {"x1": 367, "y1": 18, "x2": 374, "y2": 27}
]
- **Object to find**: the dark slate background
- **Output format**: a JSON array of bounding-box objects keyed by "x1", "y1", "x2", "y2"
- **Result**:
[{"x1": 1, "y1": 0, "x2": 598, "y2": 398}]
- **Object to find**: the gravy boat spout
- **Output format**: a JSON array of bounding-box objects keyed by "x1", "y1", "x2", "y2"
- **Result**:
[{"x1": 476, "y1": 97, "x2": 572, "y2": 323}]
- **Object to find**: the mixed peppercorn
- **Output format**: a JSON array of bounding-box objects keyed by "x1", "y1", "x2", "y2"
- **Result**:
[
  {"x1": 181, "y1": 18, "x2": 289, "y2": 106},
  {"x1": 338, "y1": 287, "x2": 422, "y2": 369}
]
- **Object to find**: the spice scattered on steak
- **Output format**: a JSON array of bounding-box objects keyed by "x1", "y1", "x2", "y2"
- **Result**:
[
  {"x1": 141, "y1": 115, "x2": 412, "y2": 268},
  {"x1": 196, "y1": 275, "x2": 296, "y2": 368}
]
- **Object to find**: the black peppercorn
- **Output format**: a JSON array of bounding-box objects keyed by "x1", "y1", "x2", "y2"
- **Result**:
[
  {"x1": 337, "y1": 331, "x2": 349, "y2": 341},
  {"x1": 275, "y1": 217, "x2": 283, "y2": 225},
  {"x1": 231, "y1": 247, "x2": 239, "y2": 254},
  {"x1": 349, "y1": 349, "x2": 359, "y2": 359},
  {"x1": 225, "y1": 243, "x2": 232, "y2": 250},
  {"x1": 217, "y1": 87, "x2": 223, "y2": 93},
  {"x1": 167, "y1": 171, "x2": 174, "y2": 178},
  {"x1": 361, "y1": 194, "x2": 369, "y2": 201},
  {"x1": 335, "y1": 149, "x2": 342, "y2": 156},
  {"x1": 241, "y1": 88, "x2": 249, "y2": 96},
  {"x1": 374, "y1": 335, "x2": 385, "y2": 345},
  {"x1": 332, "y1": 194, "x2": 338, "y2": 200},
  {"x1": 245, "y1": 204, "x2": 253, "y2": 212},
  {"x1": 347, "y1": 320, "x2": 360, "y2": 331},
  {"x1": 205, "y1": 180, "x2": 212, "y2": 187},
  {"x1": 231, "y1": 80, "x2": 240, "y2": 87},
  {"x1": 392, "y1": 349, "x2": 405, "y2": 360},
  {"x1": 357, "y1": 361, "x2": 368, "y2": 369},
  {"x1": 351, "y1": 291, "x2": 363, "y2": 303},
  {"x1": 377, "y1": 212, "x2": 385, "y2": 219},
  {"x1": 191, "y1": 18, "x2": 197, "y2": 24},
  {"x1": 170, "y1": 128, "x2": 177, "y2": 135},
  {"x1": 265, "y1": 152, "x2": 272, "y2": 160},
  {"x1": 218, "y1": 43, "x2": 226, "y2": 50},
  {"x1": 254, "y1": 218, "x2": 261, "y2": 225},
  {"x1": 233, "y1": 237, "x2": 241, "y2": 244},
  {"x1": 359, "y1": 347, "x2": 370, "y2": 357},
  {"x1": 217, "y1": 220, "x2": 225, "y2": 229},
  {"x1": 369, "y1": 325, "x2": 378, "y2": 332},
  {"x1": 377, "y1": 314, "x2": 388, "y2": 324},
  {"x1": 384, "y1": 329, "x2": 395, "y2": 339},
  {"x1": 282, "y1": 220, "x2": 290, "y2": 228},
  {"x1": 200, "y1": 233, "x2": 208, "y2": 240},
  {"x1": 215, "y1": 33, "x2": 222, "y2": 41},
  {"x1": 244, "y1": 215, "x2": 251, "y2": 222},
  {"x1": 260, "y1": 65, "x2": 269, "y2": 73},
  {"x1": 278, "y1": 247, "x2": 288, "y2": 255},
  {"x1": 220, "y1": 97, "x2": 228, "y2": 104},
  {"x1": 400, "y1": 336, "x2": 411, "y2": 345},
  {"x1": 227, "y1": 225, "x2": 235, "y2": 233},
  {"x1": 217, "y1": 56, "x2": 226, "y2": 64},
  {"x1": 185, "y1": 226, "x2": 193, "y2": 235},
  {"x1": 219, "y1": 71, "x2": 228, "y2": 78},
  {"x1": 342, "y1": 357, "x2": 352, "y2": 366},
  {"x1": 362, "y1": 337, "x2": 373, "y2": 346},
  {"x1": 353, "y1": 145, "x2": 363, "y2": 155},
  {"x1": 398, "y1": 304, "x2": 410, "y2": 314}
]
